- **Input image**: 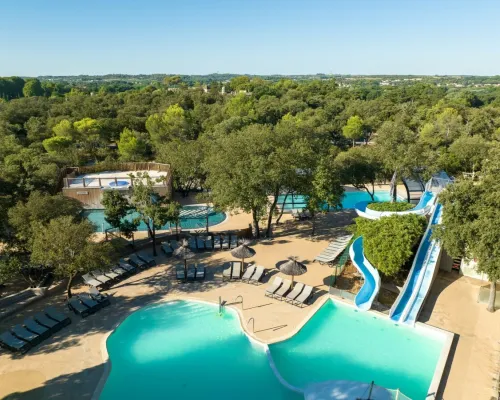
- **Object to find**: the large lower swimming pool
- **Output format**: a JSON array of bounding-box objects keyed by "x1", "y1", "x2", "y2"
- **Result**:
[
  {"x1": 100, "y1": 300, "x2": 445, "y2": 400},
  {"x1": 277, "y1": 190, "x2": 398, "y2": 211},
  {"x1": 83, "y1": 205, "x2": 226, "y2": 232}
]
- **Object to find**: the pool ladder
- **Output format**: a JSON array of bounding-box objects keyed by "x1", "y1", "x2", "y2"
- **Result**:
[
  {"x1": 218, "y1": 296, "x2": 225, "y2": 315},
  {"x1": 247, "y1": 317, "x2": 255, "y2": 333}
]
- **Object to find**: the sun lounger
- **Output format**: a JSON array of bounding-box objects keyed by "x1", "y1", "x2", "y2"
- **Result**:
[
  {"x1": 161, "y1": 242, "x2": 173, "y2": 255},
  {"x1": 285, "y1": 283, "x2": 305, "y2": 303},
  {"x1": 214, "y1": 236, "x2": 222, "y2": 250},
  {"x1": 230, "y1": 235, "x2": 238, "y2": 249},
  {"x1": 88, "y1": 288, "x2": 111, "y2": 307},
  {"x1": 137, "y1": 253, "x2": 157, "y2": 267},
  {"x1": 204, "y1": 237, "x2": 213, "y2": 250},
  {"x1": 78, "y1": 293, "x2": 104, "y2": 311},
  {"x1": 274, "y1": 279, "x2": 292, "y2": 299},
  {"x1": 187, "y1": 266, "x2": 196, "y2": 280},
  {"x1": 221, "y1": 236, "x2": 229, "y2": 249},
  {"x1": 294, "y1": 285, "x2": 313, "y2": 307},
  {"x1": 241, "y1": 265, "x2": 256, "y2": 282},
  {"x1": 249, "y1": 266, "x2": 265, "y2": 284},
  {"x1": 314, "y1": 235, "x2": 353, "y2": 265},
  {"x1": 231, "y1": 262, "x2": 242, "y2": 279},
  {"x1": 170, "y1": 240, "x2": 179, "y2": 250},
  {"x1": 82, "y1": 273, "x2": 106, "y2": 289},
  {"x1": 265, "y1": 277, "x2": 283, "y2": 297},
  {"x1": 196, "y1": 237, "x2": 206, "y2": 250},
  {"x1": 222, "y1": 263, "x2": 233, "y2": 281},
  {"x1": 195, "y1": 265, "x2": 206, "y2": 280},
  {"x1": 90, "y1": 270, "x2": 113, "y2": 285},
  {"x1": 44, "y1": 307, "x2": 71, "y2": 328},
  {"x1": 67, "y1": 297, "x2": 93, "y2": 318},
  {"x1": 176, "y1": 266, "x2": 186, "y2": 280},
  {"x1": 12, "y1": 325, "x2": 43, "y2": 346},
  {"x1": 0, "y1": 331, "x2": 31, "y2": 353},
  {"x1": 112, "y1": 266, "x2": 128, "y2": 277},
  {"x1": 23, "y1": 317, "x2": 52, "y2": 340},
  {"x1": 119, "y1": 261, "x2": 137, "y2": 274},
  {"x1": 100, "y1": 268, "x2": 120, "y2": 280},
  {"x1": 34, "y1": 312, "x2": 62, "y2": 332},
  {"x1": 127, "y1": 255, "x2": 148, "y2": 269},
  {"x1": 188, "y1": 238, "x2": 197, "y2": 251}
]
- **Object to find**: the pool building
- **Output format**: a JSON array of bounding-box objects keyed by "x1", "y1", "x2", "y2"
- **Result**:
[{"x1": 61, "y1": 162, "x2": 172, "y2": 209}]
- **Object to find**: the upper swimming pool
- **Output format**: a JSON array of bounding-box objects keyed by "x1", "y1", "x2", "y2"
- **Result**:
[
  {"x1": 83, "y1": 205, "x2": 226, "y2": 232},
  {"x1": 277, "y1": 190, "x2": 398, "y2": 211},
  {"x1": 99, "y1": 299, "x2": 446, "y2": 400}
]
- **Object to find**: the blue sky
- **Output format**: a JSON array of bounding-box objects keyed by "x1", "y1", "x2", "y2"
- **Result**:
[{"x1": 2, "y1": 0, "x2": 499, "y2": 76}]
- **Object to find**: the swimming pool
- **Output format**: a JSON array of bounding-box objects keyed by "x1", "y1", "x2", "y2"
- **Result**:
[
  {"x1": 100, "y1": 301, "x2": 301, "y2": 400},
  {"x1": 99, "y1": 299, "x2": 445, "y2": 400},
  {"x1": 277, "y1": 190, "x2": 398, "y2": 211},
  {"x1": 83, "y1": 205, "x2": 226, "y2": 232}
]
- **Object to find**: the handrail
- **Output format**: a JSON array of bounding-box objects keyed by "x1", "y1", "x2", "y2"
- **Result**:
[
  {"x1": 247, "y1": 317, "x2": 255, "y2": 332},
  {"x1": 235, "y1": 295, "x2": 243, "y2": 308}
]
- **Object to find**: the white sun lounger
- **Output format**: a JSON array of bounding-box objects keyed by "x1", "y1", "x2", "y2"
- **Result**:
[
  {"x1": 231, "y1": 262, "x2": 242, "y2": 279},
  {"x1": 274, "y1": 279, "x2": 292, "y2": 299},
  {"x1": 285, "y1": 282, "x2": 305, "y2": 303},
  {"x1": 249, "y1": 266, "x2": 265, "y2": 284},
  {"x1": 294, "y1": 285, "x2": 313, "y2": 307},
  {"x1": 118, "y1": 261, "x2": 137, "y2": 273},
  {"x1": 314, "y1": 235, "x2": 353, "y2": 264},
  {"x1": 82, "y1": 273, "x2": 106, "y2": 288},
  {"x1": 265, "y1": 277, "x2": 283, "y2": 297},
  {"x1": 241, "y1": 265, "x2": 256, "y2": 282}
]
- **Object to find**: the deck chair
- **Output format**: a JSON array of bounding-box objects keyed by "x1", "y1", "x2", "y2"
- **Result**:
[
  {"x1": 44, "y1": 307, "x2": 71, "y2": 328},
  {"x1": 118, "y1": 261, "x2": 137, "y2": 274},
  {"x1": 188, "y1": 237, "x2": 197, "y2": 251},
  {"x1": 176, "y1": 266, "x2": 186, "y2": 280},
  {"x1": 221, "y1": 236, "x2": 229, "y2": 249},
  {"x1": 161, "y1": 242, "x2": 173, "y2": 255},
  {"x1": 34, "y1": 312, "x2": 63, "y2": 332},
  {"x1": 82, "y1": 273, "x2": 106, "y2": 289},
  {"x1": 265, "y1": 277, "x2": 283, "y2": 297},
  {"x1": 249, "y1": 266, "x2": 265, "y2": 284},
  {"x1": 187, "y1": 266, "x2": 196, "y2": 281},
  {"x1": 241, "y1": 265, "x2": 256, "y2": 282},
  {"x1": 213, "y1": 236, "x2": 222, "y2": 250},
  {"x1": 273, "y1": 279, "x2": 292, "y2": 299},
  {"x1": 112, "y1": 266, "x2": 128, "y2": 277},
  {"x1": 285, "y1": 283, "x2": 305, "y2": 303},
  {"x1": 23, "y1": 317, "x2": 52, "y2": 340},
  {"x1": 0, "y1": 331, "x2": 31, "y2": 353},
  {"x1": 12, "y1": 325, "x2": 43, "y2": 346},
  {"x1": 314, "y1": 235, "x2": 353, "y2": 265},
  {"x1": 137, "y1": 253, "x2": 157, "y2": 267},
  {"x1": 67, "y1": 297, "x2": 93, "y2": 318},
  {"x1": 195, "y1": 265, "x2": 206, "y2": 280},
  {"x1": 229, "y1": 235, "x2": 238, "y2": 249},
  {"x1": 222, "y1": 263, "x2": 233, "y2": 281},
  {"x1": 101, "y1": 268, "x2": 120, "y2": 280},
  {"x1": 231, "y1": 262, "x2": 242, "y2": 279},
  {"x1": 89, "y1": 287, "x2": 111, "y2": 307},
  {"x1": 204, "y1": 237, "x2": 214, "y2": 250},
  {"x1": 90, "y1": 270, "x2": 113, "y2": 285},
  {"x1": 127, "y1": 254, "x2": 148, "y2": 269},
  {"x1": 170, "y1": 240, "x2": 179, "y2": 250},
  {"x1": 294, "y1": 285, "x2": 313, "y2": 307},
  {"x1": 78, "y1": 293, "x2": 104, "y2": 311}
]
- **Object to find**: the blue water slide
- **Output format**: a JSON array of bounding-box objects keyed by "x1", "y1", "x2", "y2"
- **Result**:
[
  {"x1": 354, "y1": 191, "x2": 436, "y2": 220},
  {"x1": 389, "y1": 204, "x2": 443, "y2": 325},
  {"x1": 349, "y1": 236, "x2": 381, "y2": 311}
]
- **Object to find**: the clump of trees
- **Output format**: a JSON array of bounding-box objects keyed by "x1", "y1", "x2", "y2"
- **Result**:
[
  {"x1": 366, "y1": 202, "x2": 415, "y2": 212},
  {"x1": 354, "y1": 214, "x2": 427, "y2": 277}
]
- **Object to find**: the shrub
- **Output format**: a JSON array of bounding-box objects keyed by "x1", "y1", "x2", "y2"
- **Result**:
[
  {"x1": 367, "y1": 202, "x2": 415, "y2": 212},
  {"x1": 354, "y1": 214, "x2": 427, "y2": 277}
]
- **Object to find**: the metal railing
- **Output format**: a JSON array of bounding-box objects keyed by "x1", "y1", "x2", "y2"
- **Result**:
[{"x1": 247, "y1": 317, "x2": 255, "y2": 332}]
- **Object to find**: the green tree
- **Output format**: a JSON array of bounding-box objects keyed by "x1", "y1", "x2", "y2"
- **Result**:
[
  {"x1": 52, "y1": 119, "x2": 76, "y2": 139},
  {"x1": 129, "y1": 172, "x2": 182, "y2": 256},
  {"x1": 145, "y1": 104, "x2": 192, "y2": 145},
  {"x1": 335, "y1": 146, "x2": 382, "y2": 201},
  {"x1": 117, "y1": 128, "x2": 149, "y2": 161},
  {"x1": 31, "y1": 216, "x2": 114, "y2": 298},
  {"x1": 354, "y1": 214, "x2": 427, "y2": 277},
  {"x1": 22, "y1": 79, "x2": 44, "y2": 97},
  {"x1": 420, "y1": 107, "x2": 464, "y2": 147},
  {"x1": 42, "y1": 136, "x2": 73, "y2": 154},
  {"x1": 435, "y1": 155, "x2": 500, "y2": 311},
  {"x1": 445, "y1": 135, "x2": 490, "y2": 175},
  {"x1": 342, "y1": 115, "x2": 365, "y2": 146},
  {"x1": 101, "y1": 190, "x2": 138, "y2": 239}
]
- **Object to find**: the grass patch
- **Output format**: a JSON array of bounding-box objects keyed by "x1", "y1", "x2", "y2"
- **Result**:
[{"x1": 367, "y1": 202, "x2": 415, "y2": 212}]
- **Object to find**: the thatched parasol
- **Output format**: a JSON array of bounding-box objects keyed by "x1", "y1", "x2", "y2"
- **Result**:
[
  {"x1": 230, "y1": 239, "x2": 256, "y2": 269},
  {"x1": 174, "y1": 238, "x2": 195, "y2": 280},
  {"x1": 276, "y1": 256, "x2": 307, "y2": 286}
]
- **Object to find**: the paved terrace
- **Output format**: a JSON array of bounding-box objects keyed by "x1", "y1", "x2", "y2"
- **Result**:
[{"x1": 0, "y1": 209, "x2": 499, "y2": 400}]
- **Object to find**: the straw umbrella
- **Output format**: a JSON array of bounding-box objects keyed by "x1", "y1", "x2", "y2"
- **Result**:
[
  {"x1": 276, "y1": 256, "x2": 307, "y2": 287},
  {"x1": 230, "y1": 239, "x2": 256, "y2": 270},
  {"x1": 173, "y1": 238, "x2": 195, "y2": 280}
]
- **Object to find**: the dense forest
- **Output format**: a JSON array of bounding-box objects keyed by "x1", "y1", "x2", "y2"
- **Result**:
[{"x1": 0, "y1": 74, "x2": 499, "y2": 304}]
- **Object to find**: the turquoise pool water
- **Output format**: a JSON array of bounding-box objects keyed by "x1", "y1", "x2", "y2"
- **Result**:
[
  {"x1": 83, "y1": 205, "x2": 226, "y2": 232},
  {"x1": 100, "y1": 301, "x2": 301, "y2": 400},
  {"x1": 269, "y1": 300, "x2": 444, "y2": 399},
  {"x1": 277, "y1": 190, "x2": 397, "y2": 211},
  {"x1": 100, "y1": 300, "x2": 445, "y2": 400}
]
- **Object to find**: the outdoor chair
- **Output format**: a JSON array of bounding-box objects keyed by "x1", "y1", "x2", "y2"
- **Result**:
[
  {"x1": 294, "y1": 285, "x2": 313, "y2": 307},
  {"x1": 0, "y1": 331, "x2": 31, "y2": 354},
  {"x1": 241, "y1": 265, "x2": 256, "y2": 282},
  {"x1": 11, "y1": 325, "x2": 43, "y2": 347},
  {"x1": 265, "y1": 277, "x2": 283, "y2": 297},
  {"x1": 273, "y1": 279, "x2": 292, "y2": 300},
  {"x1": 285, "y1": 283, "x2": 304, "y2": 303},
  {"x1": 249, "y1": 266, "x2": 265, "y2": 284}
]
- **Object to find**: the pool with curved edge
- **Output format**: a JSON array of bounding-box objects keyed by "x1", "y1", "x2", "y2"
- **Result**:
[
  {"x1": 99, "y1": 299, "x2": 446, "y2": 400},
  {"x1": 83, "y1": 205, "x2": 227, "y2": 232}
]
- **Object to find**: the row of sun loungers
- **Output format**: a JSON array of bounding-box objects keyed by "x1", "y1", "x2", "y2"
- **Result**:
[
  {"x1": 314, "y1": 235, "x2": 353, "y2": 265},
  {"x1": 176, "y1": 265, "x2": 206, "y2": 281},
  {"x1": 161, "y1": 235, "x2": 240, "y2": 255},
  {"x1": 265, "y1": 277, "x2": 313, "y2": 307},
  {"x1": 241, "y1": 264, "x2": 265, "y2": 284},
  {"x1": 67, "y1": 288, "x2": 111, "y2": 318},
  {"x1": 0, "y1": 307, "x2": 71, "y2": 354},
  {"x1": 291, "y1": 209, "x2": 311, "y2": 220},
  {"x1": 222, "y1": 261, "x2": 243, "y2": 281}
]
